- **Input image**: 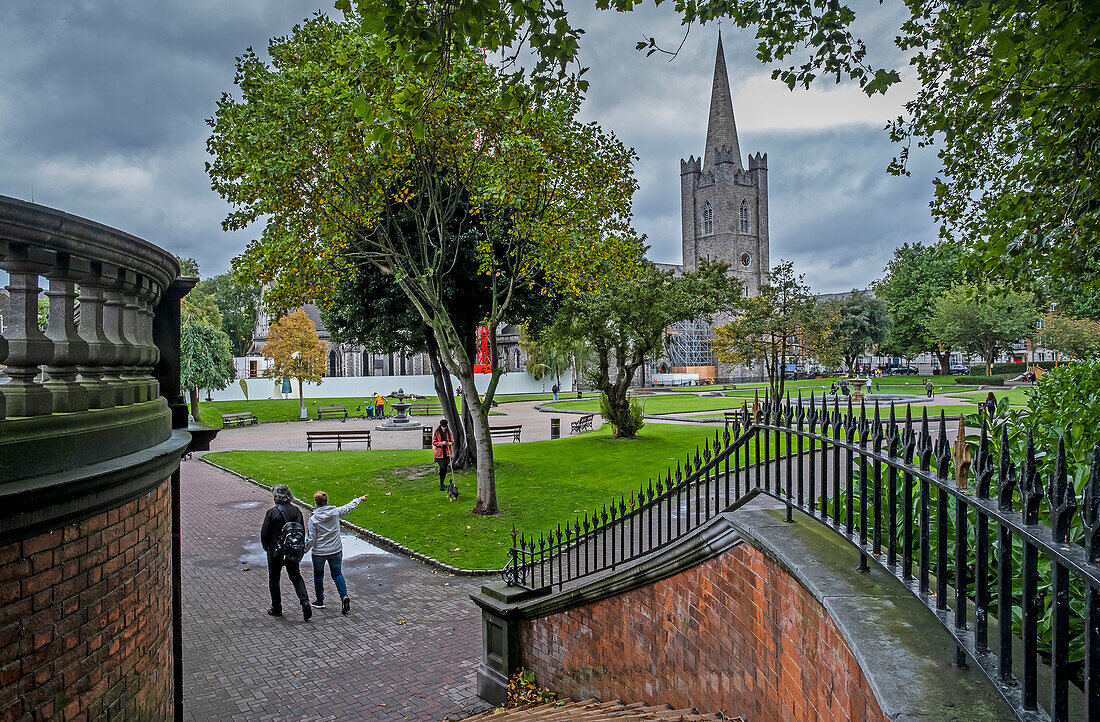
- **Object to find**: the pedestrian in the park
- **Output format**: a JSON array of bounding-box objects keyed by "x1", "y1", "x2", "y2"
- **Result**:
[
  {"x1": 829, "y1": 382, "x2": 838, "y2": 396},
  {"x1": 363, "y1": 398, "x2": 375, "y2": 418},
  {"x1": 924, "y1": 379, "x2": 934, "y2": 398},
  {"x1": 840, "y1": 380, "x2": 850, "y2": 396},
  {"x1": 865, "y1": 377, "x2": 873, "y2": 395},
  {"x1": 306, "y1": 490, "x2": 367, "y2": 615},
  {"x1": 983, "y1": 391, "x2": 997, "y2": 416},
  {"x1": 260, "y1": 484, "x2": 312, "y2": 621},
  {"x1": 374, "y1": 393, "x2": 386, "y2": 418},
  {"x1": 432, "y1": 419, "x2": 455, "y2": 491},
  {"x1": 551, "y1": 382, "x2": 559, "y2": 401}
]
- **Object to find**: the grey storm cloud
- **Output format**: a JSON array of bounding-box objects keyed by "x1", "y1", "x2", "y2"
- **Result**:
[{"x1": 0, "y1": 0, "x2": 938, "y2": 292}]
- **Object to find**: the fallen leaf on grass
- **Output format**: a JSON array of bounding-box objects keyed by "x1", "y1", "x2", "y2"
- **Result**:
[
  {"x1": 240, "y1": 568, "x2": 251, "y2": 572},
  {"x1": 395, "y1": 619, "x2": 406, "y2": 625}
]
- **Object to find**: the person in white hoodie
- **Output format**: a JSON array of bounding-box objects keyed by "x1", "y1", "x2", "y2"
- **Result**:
[{"x1": 306, "y1": 491, "x2": 367, "y2": 614}]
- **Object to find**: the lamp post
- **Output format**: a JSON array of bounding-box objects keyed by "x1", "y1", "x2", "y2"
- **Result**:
[{"x1": 292, "y1": 351, "x2": 306, "y2": 418}]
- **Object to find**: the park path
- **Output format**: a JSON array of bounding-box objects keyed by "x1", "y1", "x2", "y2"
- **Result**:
[{"x1": 180, "y1": 457, "x2": 491, "y2": 721}]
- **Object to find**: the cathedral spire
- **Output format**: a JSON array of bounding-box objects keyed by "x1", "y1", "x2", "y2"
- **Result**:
[{"x1": 703, "y1": 31, "x2": 742, "y2": 172}]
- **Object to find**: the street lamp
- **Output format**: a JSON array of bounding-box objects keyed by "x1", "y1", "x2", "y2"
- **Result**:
[{"x1": 292, "y1": 351, "x2": 306, "y2": 419}]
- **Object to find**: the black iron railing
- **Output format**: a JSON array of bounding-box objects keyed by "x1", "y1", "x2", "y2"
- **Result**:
[{"x1": 501, "y1": 394, "x2": 1100, "y2": 722}]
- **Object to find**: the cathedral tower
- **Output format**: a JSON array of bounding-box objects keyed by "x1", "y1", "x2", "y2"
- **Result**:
[{"x1": 680, "y1": 33, "x2": 769, "y2": 295}]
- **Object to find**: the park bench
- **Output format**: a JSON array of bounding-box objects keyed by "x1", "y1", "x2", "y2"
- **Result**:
[
  {"x1": 408, "y1": 403, "x2": 445, "y2": 416},
  {"x1": 317, "y1": 405, "x2": 349, "y2": 421},
  {"x1": 221, "y1": 412, "x2": 258, "y2": 428},
  {"x1": 306, "y1": 429, "x2": 371, "y2": 451},
  {"x1": 723, "y1": 412, "x2": 741, "y2": 427},
  {"x1": 489, "y1": 425, "x2": 523, "y2": 443},
  {"x1": 570, "y1": 414, "x2": 595, "y2": 435}
]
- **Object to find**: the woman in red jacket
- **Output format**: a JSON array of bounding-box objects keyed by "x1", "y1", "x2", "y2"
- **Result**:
[{"x1": 432, "y1": 419, "x2": 455, "y2": 491}]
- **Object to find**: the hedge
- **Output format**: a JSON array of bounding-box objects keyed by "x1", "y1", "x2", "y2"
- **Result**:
[
  {"x1": 957, "y1": 376, "x2": 1005, "y2": 385},
  {"x1": 969, "y1": 361, "x2": 1058, "y2": 376}
]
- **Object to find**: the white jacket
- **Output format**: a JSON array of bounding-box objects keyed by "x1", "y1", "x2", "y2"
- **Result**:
[{"x1": 305, "y1": 498, "x2": 362, "y2": 556}]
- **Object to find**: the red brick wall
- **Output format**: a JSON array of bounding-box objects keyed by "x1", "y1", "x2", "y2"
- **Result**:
[
  {"x1": 522, "y1": 543, "x2": 887, "y2": 722},
  {"x1": 0, "y1": 481, "x2": 174, "y2": 721}
]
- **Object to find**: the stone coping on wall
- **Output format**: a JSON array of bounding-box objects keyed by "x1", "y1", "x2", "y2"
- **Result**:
[
  {"x1": 473, "y1": 503, "x2": 1013, "y2": 721},
  {"x1": 0, "y1": 427, "x2": 190, "y2": 545}
]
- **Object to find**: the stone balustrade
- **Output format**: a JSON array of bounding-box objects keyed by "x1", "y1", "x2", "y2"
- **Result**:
[{"x1": 0, "y1": 195, "x2": 180, "y2": 421}]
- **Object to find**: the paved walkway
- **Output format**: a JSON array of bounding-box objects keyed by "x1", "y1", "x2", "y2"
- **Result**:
[{"x1": 181, "y1": 459, "x2": 491, "y2": 721}]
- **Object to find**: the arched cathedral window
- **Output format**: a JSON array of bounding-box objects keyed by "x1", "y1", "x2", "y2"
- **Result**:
[
  {"x1": 703, "y1": 202, "x2": 713, "y2": 236},
  {"x1": 739, "y1": 199, "x2": 750, "y2": 234}
]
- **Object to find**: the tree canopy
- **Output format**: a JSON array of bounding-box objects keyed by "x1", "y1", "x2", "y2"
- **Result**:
[
  {"x1": 927, "y1": 283, "x2": 1038, "y2": 375},
  {"x1": 552, "y1": 258, "x2": 742, "y2": 438},
  {"x1": 208, "y1": 15, "x2": 637, "y2": 513},
  {"x1": 873, "y1": 241, "x2": 965, "y2": 371},
  {"x1": 712, "y1": 260, "x2": 836, "y2": 401},
  {"x1": 262, "y1": 310, "x2": 328, "y2": 411},
  {"x1": 828, "y1": 292, "x2": 891, "y2": 374}
]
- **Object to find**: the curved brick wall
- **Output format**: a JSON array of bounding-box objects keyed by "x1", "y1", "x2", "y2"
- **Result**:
[
  {"x1": 0, "y1": 480, "x2": 174, "y2": 721},
  {"x1": 521, "y1": 542, "x2": 886, "y2": 722}
]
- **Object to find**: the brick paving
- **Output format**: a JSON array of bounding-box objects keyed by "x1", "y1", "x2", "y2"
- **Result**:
[{"x1": 181, "y1": 458, "x2": 492, "y2": 721}]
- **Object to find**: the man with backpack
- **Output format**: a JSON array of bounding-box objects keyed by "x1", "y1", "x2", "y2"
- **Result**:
[{"x1": 260, "y1": 484, "x2": 312, "y2": 621}]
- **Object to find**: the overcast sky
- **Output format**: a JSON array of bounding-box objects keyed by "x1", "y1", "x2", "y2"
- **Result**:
[{"x1": 0, "y1": 1, "x2": 938, "y2": 293}]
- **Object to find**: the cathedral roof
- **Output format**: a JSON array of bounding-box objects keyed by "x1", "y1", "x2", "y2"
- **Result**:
[{"x1": 703, "y1": 32, "x2": 743, "y2": 173}]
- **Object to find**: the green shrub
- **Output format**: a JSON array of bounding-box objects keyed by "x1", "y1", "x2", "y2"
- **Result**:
[
  {"x1": 956, "y1": 376, "x2": 1004, "y2": 385},
  {"x1": 1024, "y1": 361, "x2": 1100, "y2": 489},
  {"x1": 598, "y1": 393, "x2": 645, "y2": 438}
]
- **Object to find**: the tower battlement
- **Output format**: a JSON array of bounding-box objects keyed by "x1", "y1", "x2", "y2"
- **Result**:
[
  {"x1": 748, "y1": 152, "x2": 768, "y2": 171},
  {"x1": 680, "y1": 156, "x2": 701, "y2": 175},
  {"x1": 713, "y1": 145, "x2": 740, "y2": 167}
]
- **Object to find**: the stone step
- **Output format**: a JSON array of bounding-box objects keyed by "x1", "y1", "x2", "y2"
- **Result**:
[{"x1": 463, "y1": 698, "x2": 737, "y2": 721}]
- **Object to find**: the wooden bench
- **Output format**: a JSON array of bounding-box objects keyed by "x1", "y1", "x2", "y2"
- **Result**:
[
  {"x1": 221, "y1": 412, "x2": 258, "y2": 428},
  {"x1": 723, "y1": 412, "x2": 741, "y2": 427},
  {"x1": 317, "y1": 405, "x2": 349, "y2": 421},
  {"x1": 408, "y1": 403, "x2": 445, "y2": 416},
  {"x1": 570, "y1": 414, "x2": 594, "y2": 435},
  {"x1": 489, "y1": 425, "x2": 522, "y2": 443},
  {"x1": 306, "y1": 429, "x2": 371, "y2": 451}
]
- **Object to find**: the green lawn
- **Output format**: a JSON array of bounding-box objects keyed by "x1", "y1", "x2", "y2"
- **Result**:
[
  {"x1": 205, "y1": 423, "x2": 753, "y2": 570},
  {"x1": 690, "y1": 403, "x2": 979, "y2": 422},
  {"x1": 551, "y1": 395, "x2": 746, "y2": 415},
  {"x1": 949, "y1": 388, "x2": 1031, "y2": 407},
  {"x1": 198, "y1": 393, "x2": 540, "y2": 426}
]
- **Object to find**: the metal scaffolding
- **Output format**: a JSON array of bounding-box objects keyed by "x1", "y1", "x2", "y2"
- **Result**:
[{"x1": 667, "y1": 319, "x2": 717, "y2": 367}]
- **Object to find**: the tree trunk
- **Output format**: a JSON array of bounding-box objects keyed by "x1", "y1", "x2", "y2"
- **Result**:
[
  {"x1": 933, "y1": 348, "x2": 951, "y2": 375},
  {"x1": 460, "y1": 376, "x2": 497, "y2": 514},
  {"x1": 188, "y1": 388, "x2": 200, "y2": 423}
]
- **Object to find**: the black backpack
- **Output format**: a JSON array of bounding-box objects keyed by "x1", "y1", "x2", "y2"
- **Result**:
[{"x1": 275, "y1": 506, "x2": 306, "y2": 563}]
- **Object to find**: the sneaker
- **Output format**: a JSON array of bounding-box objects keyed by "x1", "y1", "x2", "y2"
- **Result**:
[
  {"x1": 302, "y1": 603, "x2": 312, "y2": 622},
  {"x1": 267, "y1": 608, "x2": 282, "y2": 617},
  {"x1": 311, "y1": 600, "x2": 325, "y2": 609},
  {"x1": 341, "y1": 596, "x2": 351, "y2": 615}
]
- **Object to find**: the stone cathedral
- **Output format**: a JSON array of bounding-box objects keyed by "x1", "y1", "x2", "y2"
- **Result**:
[
  {"x1": 655, "y1": 33, "x2": 770, "y2": 380},
  {"x1": 680, "y1": 32, "x2": 769, "y2": 295}
]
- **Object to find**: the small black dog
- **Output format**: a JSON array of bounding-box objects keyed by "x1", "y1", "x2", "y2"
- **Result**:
[{"x1": 447, "y1": 481, "x2": 460, "y2": 501}]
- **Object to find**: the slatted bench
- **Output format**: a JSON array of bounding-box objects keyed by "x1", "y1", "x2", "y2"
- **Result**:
[
  {"x1": 408, "y1": 403, "x2": 445, "y2": 416},
  {"x1": 306, "y1": 429, "x2": 371, "y2": 451},
  {"x1": 570, "y1": 414, "x2": 594, "y2": 435},
  {"x1": 221, "y1": 412, "x2": 258, "y2": 428},
  {"x1": 489, "y1": 425, "x2": 522, "y2": 443},
  {"x1": 317, "y1": 405, "x2": 349, "y2": 421}
]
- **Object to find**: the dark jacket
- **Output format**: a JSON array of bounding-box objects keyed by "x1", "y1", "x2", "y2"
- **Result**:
[{"x1": 261, "y1": 502, "x2": 304, "y2": 552}]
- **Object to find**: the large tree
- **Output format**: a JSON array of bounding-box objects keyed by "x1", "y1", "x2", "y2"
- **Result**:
[
  {"x1": 194, "y1": 273, "x2": 260, "y2": 357},
  {"x1": 873, "y1": 241, "x2": 966, "y2": 373},
  {"x1": 712, "y1": 260, "x2": 836, "y2": 402},
  {"x1": 180, "y1": 323, "x2": 237, "y2": 423},
  {"x1": 340, "y1": 0, "x2": 1100, "y2": 286},
  {"x1": 927, "y1": 283, "x2": 1038, "y2": 376},
  {"x1": 552, "y1": 258, "x2": 742, "y2": 438},
  {"x1": 262, "y1": 310, "x2": 328, "y2": 419},
  {"x1": 208, "y1": 16, "x2": 636, "y2": 514},
  {"x1": 1039, "y1": 313, "x2": 1100, "y2": 362},
  {"x1": 828, "y1": 292, "x2": 892, "y2": 374}
]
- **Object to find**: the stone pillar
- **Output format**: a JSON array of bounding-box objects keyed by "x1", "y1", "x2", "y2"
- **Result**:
[
  {"x1": 122, "y1": 277, "x2": 145, "y2": 402},
  {"x1": 471, "y1": 581, "x2": 549, "y2": 706},
  {"x1": 43, "y1": 253, "x2": 91, "y2": 413},
  {"x1": 2, "y1": 244, "x2": 54, "y2": 417},
  {"x1": 135, "y1": 277, "x2": 160, "y2": 402},
  {"x1": 77, "y1": 263, "x2": 116, "y2": 409},
  {"x1": 154, "y1": 278, "x2": 195, "y2": 429},
  {"x1": 102, "y1": 268, "x2": 137, "y2": 407}
]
